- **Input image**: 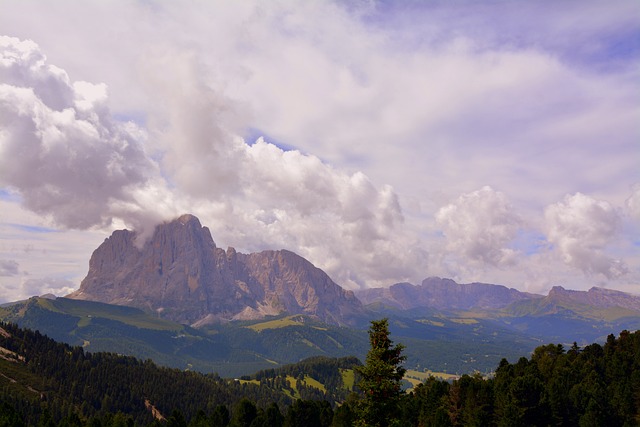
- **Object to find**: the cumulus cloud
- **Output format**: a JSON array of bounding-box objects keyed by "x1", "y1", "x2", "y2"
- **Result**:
[
  {"x1": 129, "y1": 41, "x2": 427, "y2": 288},
  {"x1": 544, "y1": 192, "x2": 627, "y2": 279},
  {"x1": 20, "y1": 277, "x2": 76, "y2": 299},
  {"x1": 436, "y1": 186, "x2": 521, "y2": 267},
  {"x1": 0, "y1": 260, "x2": 20, "y2": 276},
  {"x1": 0, "y1": 0, "x2": 637, "y2": 296},
  {"x1": 0, "y1": 36, "x2": 163, "y2": 231},
  {"x1": 139, "y1": 49, "x2": 248, "y2": 198},
  {"x1": 221, "y1": 139, "x2": 426, "y2": 288},
  {"x1": 0, "y1": 35, "x2": 425, "y2": 290}
]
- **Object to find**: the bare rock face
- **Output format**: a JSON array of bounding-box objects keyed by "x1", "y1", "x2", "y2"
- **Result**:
[
  {"x1": 547, "y1": 286, "x2": 640, "y2": 311},
  {"x1": 68, "y1": 214, "x2": 362, "y2": 326},
  {"x1": 234, "y1": 249, "x2": 362, "y2": 325},
  {"x1": 355, "y1": 277, "x2": 540, "y2": 311}
]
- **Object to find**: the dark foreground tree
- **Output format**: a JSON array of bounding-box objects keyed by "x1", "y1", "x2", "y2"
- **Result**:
[
  {"x1": 211, "y1": 405, "x2": 230, "y2": 427},
  {"x1": 230, "y1": 399, "x2": 257, "y2": 427},
  {"x1": 355, "y1": 318, "x2": 406, "y2": 427}
]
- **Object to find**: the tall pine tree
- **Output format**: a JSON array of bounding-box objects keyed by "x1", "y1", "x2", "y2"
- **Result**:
[{"x1": 355, "y1": 318, "x2": 406, "y2": 427}]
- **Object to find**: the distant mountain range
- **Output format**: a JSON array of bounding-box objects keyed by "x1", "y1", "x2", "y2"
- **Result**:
[
  {"x1": 2, "y1": 213, "x2": 639, "y2": 377},
  {"x1": 356, "y1": 277, "x2": 640, "y2": 319},
  {"x1": 356, "y1": 277, "x2": 640, "y2": 347},
  {"x1": 355, "y1": 277, "x2": 539, "y2": 311}
]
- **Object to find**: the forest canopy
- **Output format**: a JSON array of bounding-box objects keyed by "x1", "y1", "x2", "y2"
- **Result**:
[{"x1": 1, "y1": 322, "x2": 639, "y2": 426}]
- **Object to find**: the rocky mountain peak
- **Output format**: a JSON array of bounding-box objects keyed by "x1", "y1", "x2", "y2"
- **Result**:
[
  {"x1": 68, "y1": 214, "x2": 362, "y2": 326},
  {"x1": 355, "y1": 276, "x2": 537, "y2": 311},
  {"x1": 176, "y1": 213, "x2": 199, "y2": 224},
  {"x1": 546, "y1": 285, "x2": 640, "y2": 311},
  {"x1": 548, "y1": 285, "x2": 567, "y2": 295}
]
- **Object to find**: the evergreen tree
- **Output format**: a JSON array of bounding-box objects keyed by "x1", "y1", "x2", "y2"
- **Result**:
[
  {"x1": 264, "y1": 403, "x2": 284, "y2": 427},
  {"x1": 230, "y1": 398, "x2": 257, "y2": 427},
  {"x1": 355, "y1": 318, "x2": 406, "y2": 427},
  {"x1": 331, "y1": 404, "x2": 356, "y2": 427},
  {"x1": 211, "y1": 405, "x2": 230, "y2": 427},
  {"x1": 166, "y1": 409, "x2": 187, "y2": 427},
  {"x1": 331, "y1": 393, "x2": 359, "y2": 427},
  {"x1": 189, "y1": 410, "x2": 209, "y2": 427},
  {"x1": 0, "y1": 400, "x2": 25, "y2": 427}
]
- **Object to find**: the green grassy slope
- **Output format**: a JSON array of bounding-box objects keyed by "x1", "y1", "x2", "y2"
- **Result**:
[{"x1": 6, "y1": 294, "x2": 627, "y2": 377}]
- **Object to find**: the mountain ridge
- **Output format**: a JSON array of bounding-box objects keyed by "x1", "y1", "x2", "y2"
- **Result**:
[
  {"x1": 355, "y1": 277, "x2": 640, "y2": 315},
  {"x1": 355, "y1": 276, "x2": 542, "y2": 311},
  {"x1": 68, "y1": 214, "x2": 363, "y2": 326}
]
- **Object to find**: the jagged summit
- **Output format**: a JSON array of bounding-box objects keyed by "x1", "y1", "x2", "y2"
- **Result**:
[
  {"x1": 177, "y1": 213, "x2": 198, "y2": 223},
  {"x1": 355, "y1": 279, "x2": 640, "y2": 318},
  {"x1": 547, "y1": 285, "x2": 640, "y2": 311},
  {"x1": 355, "y1": 276, "x2": 538, "y2": 311},
  {"x1": 68, "y1": 214, "x2": 363, "y2": 326}
]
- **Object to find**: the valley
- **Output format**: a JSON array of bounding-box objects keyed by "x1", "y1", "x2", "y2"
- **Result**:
[{"x1": 2, "y1": 214, "x2": 639, "y2": 379}]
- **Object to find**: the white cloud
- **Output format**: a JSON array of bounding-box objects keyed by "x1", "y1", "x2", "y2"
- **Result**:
[
  {"x1": 220, "y1": 139, "x2": 428, "y2": 288},
  {"x1": 0, "y1": 198, "x2": 109, "y2": 303},
  {"x1": 544, "y1": 193, "x2": 627, "y2": 279},
  {"x1": 435, "y1": 186, "x2": 521, "y2": 268},
  {"x1": 130, "y1": 40, "x2": 428, "y2": 288},
  {"x1": 0, "y1": 36, "x2": 163, "y2": 231},
  {"x1": 20, "y1": 277, "x2": 76, "y2": 299},
  {"x1": 0, "y1": 35, "x2": 426, "y2": 292},
  {"x1": 0, "y1": 1, "x2": 638, "y2": 298}
]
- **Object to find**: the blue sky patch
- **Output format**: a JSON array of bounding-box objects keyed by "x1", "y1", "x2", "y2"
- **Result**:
[
  {"x1": 9, "y1": 223, "x2": 58, "y2": 234},
  {"x1": 510, "y1": 230, "x2": 548, "y2": 256},
  {"x1": 244, "y1": 127, "x2": 299, "y2": 153},
  {"x1": 0, "y1": 189, "x2": 21, "y2": 202}
]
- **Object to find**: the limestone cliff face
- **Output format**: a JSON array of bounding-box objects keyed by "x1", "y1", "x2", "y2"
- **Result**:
[
  {"x1": 68, "y1": 214, "x2": 362, "y2": 326},
  {"x1": 233, "y1": 249, "x2": 362, "y2": 325},
  {"x1": 355, "y1": 277, "x2": 539, "y2": 311},
  {"x1": 547, "y1": 286, "x2": 640, "y2": 311}
]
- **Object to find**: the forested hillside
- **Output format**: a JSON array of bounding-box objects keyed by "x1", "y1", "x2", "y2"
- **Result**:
[
  {"x1": 400, "y1": 330, "x2": 640, "y2": 426},
  {"x1": 248, "y1": 356, "x2": 361, "y2": 404},
  {"x1": 1, "y1": 321, "x2": 639, "y2": 426},
  {"x1": 0, "y1": 322, "x2": 292, "y2": 426}
]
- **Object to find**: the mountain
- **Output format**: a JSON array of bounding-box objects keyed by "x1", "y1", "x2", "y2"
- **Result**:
[
  {"x1": 0, "y1": 296, "x2": 369, "y2": 378},
  {"x1": 67, "y1": 214, "x2": 363, "y2": 326},
  {"x1": 0, "y1": 294, "x2": 544, "y2": 376},
  {"x1": 4, "y1": 212, "x2": 639, "y2": 379},
  {"x1": 355, "y1": 277, "x2": 540, "y2": 311},
  {"x1": 547, "y1": 285, "x2": 640, "y2": 312},
  {"x1": 356, "y1": 278, "x2": 640, "y2": 344},
  {"x1": 502, "y1": 286, "x2": 640, "y2": 319}
]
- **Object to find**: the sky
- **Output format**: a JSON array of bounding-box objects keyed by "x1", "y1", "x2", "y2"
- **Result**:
[{"x1": 0, "y1": 0, "x2": 639, "y2": 303}]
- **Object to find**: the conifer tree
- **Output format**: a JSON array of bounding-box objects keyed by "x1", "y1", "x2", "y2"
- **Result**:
[
  {"x1": 230, "y1": 398, "x2": 257, "y2": 427},
  {"x1": 355, "y1": 318, "x2": 406, "y2": 427}
]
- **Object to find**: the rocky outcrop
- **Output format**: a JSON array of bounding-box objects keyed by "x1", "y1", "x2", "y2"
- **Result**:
[
  {"x1": 546, "y1": 286, "x2": 640, "y2": 311},
  {"x1": 355, "y1": 277, "x2": 540, "y2": 311},
  {"x1": 356, "y1": 278, "x2": 640, "y2": 318},
  {"x1": 68, "y1": 214, "x2": 363, "y2": 326}
]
